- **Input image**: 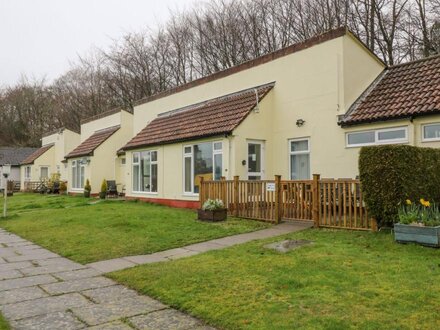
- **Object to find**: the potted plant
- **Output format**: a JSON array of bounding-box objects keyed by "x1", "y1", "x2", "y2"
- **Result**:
[
  {"x1": 59, "y1": 181, "x2": 67, "y2": 195},
  {"x1": 99, "y1": 179, "x2": 107, "y2": 199},
  {"x1": 198, "y1": 199, "x2": 227, "y2": 222},
  {"x1": 84, "y1": 179, "x2": 91, "y2": 198},
  {"x1": 395, "y1": 199, "x2": 440, "y2": 247}
]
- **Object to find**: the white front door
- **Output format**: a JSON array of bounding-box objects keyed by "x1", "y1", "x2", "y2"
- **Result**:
[{"x1": 247, "y1": 141, "x2": 264, "y2": 180}]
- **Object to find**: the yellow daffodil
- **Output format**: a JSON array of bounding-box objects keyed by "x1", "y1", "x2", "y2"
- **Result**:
[
  {"x1": 424, "y1": 201, "x2": 431, "y2": 207},
  {"x1": 406, "y1": 199, "x2": 412, "y2": 205},
  {"x1": 420, "y1": 198, "x2": 426, "y2": 205}
]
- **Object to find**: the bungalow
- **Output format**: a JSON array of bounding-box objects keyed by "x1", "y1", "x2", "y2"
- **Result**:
[
  {"x1": 0, "y1": 147, "x2": 37, "y2": 191},
  {"x1": 65, "y1": 108, "x2": 133, "y2": 195},
  {"x1": 20, "y1": 128, "x2": 80, "y2": 189},
  {"x1": 118, "y1": 27, "x2": 440, "y2": 208}
]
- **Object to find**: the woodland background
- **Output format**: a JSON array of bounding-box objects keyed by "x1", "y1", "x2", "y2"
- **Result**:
[{"x1": 1, "y1": 0, "x2": 439, "y2": 147}]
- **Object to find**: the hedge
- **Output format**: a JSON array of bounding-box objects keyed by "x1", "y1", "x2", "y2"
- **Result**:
[{"x1": 359, "y1": 145, "x2": 440, "y2": 225}]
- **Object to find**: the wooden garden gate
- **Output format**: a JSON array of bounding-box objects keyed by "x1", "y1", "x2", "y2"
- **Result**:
[{"x1": 199, "y1": 175, "x2": 377, "y2": 231}]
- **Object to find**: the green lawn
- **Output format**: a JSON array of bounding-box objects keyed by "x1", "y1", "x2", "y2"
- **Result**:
[
  {"x1": 0, "y1": 314, "x2": 10, "y2": 330},
  {"x1": 0, "y1": 193, "x2": 269, "y2": 264},
  {"x1": 110, "y1": 229, "x2": 440, "y2": 330}
]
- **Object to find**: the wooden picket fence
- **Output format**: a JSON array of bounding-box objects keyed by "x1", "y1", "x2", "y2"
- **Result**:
[{"x1": 199, "y1": 175, "x2": 377, "y2": 231}]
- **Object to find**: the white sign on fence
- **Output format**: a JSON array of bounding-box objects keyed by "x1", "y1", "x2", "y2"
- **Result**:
[{"x1": 266, "y1": 182, "x2": 275, "y2": 192}]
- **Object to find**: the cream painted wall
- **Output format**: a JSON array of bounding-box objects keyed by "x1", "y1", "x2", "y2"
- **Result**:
[
  {"x1": 67, "y1": 110, "x2": 133, "y2": 194},
  {"x1": 80, "y1": 112, "x2": 121, "y2": 141},
  {"x1": 40, "y1": 129, "x2": 81, "y2": 181},
  {"x1": 125, "y1": 33, "x2": 386, "y2": 201}
]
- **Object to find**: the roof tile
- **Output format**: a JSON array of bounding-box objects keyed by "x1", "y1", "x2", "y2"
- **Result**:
[
  {"x1": 65, "y1": 125, "x2": 120, "y2": 159},
  {"x1": 122, "y1": 83, "x2": 274, "y2": 150},
  {"x1": 342, "y1": 55, "x2": 440, "y2": 125}
]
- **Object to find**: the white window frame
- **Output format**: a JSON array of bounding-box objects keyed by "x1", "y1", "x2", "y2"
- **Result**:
[
  {"x1": 422, "y1": 123, "x2": 440, "y2": 142},
  {"x1": 132, "y1": 150, "x2": 158, "y2": 194},
  {"x1": 346, "y1": 126, "x2": 408, "y2": 148},
  {"x1": 289, "y1": 138, "x2": 311, "y2": 180},
  {"x1": 183, "y1": 141, "x2": 223, "y2": 195},
  {"x1": 24, "y1": 166, "x2": 31, "y2": 181},
  {"x1": 71, "y1": 160, "x2": 85, "y2": 190}
]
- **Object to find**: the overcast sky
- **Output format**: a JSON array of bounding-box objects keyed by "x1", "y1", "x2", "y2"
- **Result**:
[{"x1": 0, "y1": 0, "x2": 201, "y2": 87}]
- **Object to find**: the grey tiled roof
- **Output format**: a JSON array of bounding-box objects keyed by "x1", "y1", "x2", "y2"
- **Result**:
[{"x1": 0, "y1": 147, "x2": 39, "y2": 166}]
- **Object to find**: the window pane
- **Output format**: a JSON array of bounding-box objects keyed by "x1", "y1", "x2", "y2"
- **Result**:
[
  {"x1": 248, "y1": 143, "x2": 261, "y2": 173},
  {"x1": 151, "y1": 163, "x2": 158, "y2": 192},
  {"x1": 80, "y1": 166, "x2": 85, "y2": 188},
  {"x1": 213, "y1": 142, "x2": 222, "y2": 151},
  {"x1": 424, "y1": 124, "x2": 440, "y2": 140},
  {"x1": 133, "y1": 153, "x2": 139, "y2": 163},
  {"x1": 184, "y1": 146, "x2": 191, "y2": 154},
  {"x1": 290, "y1": 154, "x2": 310, "y2": 180},
  {"x1": 184, "y1": 156, "x2": 192, "y2": 192},
  {"x1": 141, "y1": 152, "x2": 151, "y2": 192},
  {"x1": 347, "y1": 131, "x2": 375, "y2": 145},
  {"x1": 377, "y1": 129, "x2": 405, "y2": 141},
  {"x1": 151, "y1": 151, "x2": 157, "y2": 162},
  {"x1": 194, "y1": 143, "x2": 213, "y2": 193},
  {"x1": 133, "y1": 165, "x2": 140, "y2": 191},
  {"x1": 214, "y1": 154, "x2": 222, "y2": 180},
  {"x1": 290, "y1": 140, "x2": 309, "y2": 152},
  {"x1": 72, "y1": 165, "x2": 77, "y2": 188}
]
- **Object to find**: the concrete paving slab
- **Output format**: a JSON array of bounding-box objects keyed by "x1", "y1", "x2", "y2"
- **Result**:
[
  {"x1": 0, "y1": 286, "x2": 49, "y2": 305},
  {"x1": 71, "y1": 300, "x2": 166, "y2": 326},
  {"x1": 10, "y1": 311, "x2": 86, "y2": 330},
  {"x1": 184, "y1": 242, "x2": 226, "y2": 252},
  {"x1": 123, "y1": 254, "x2": 167, "y2": 264},
  {"x1": 0, "y1": 269, "x2": 23, "y2": 280},
  {"x1": 40, "y1": 276, "x2": 116, "y2": 295},
  {"x1": 20, "y1": 262, "x2": 86, "y2": 276},
  {"x1": 0, "y1": 261, "x2": 33, "y2": 271},
  {"x1": 128, "y1": 309, "x2": 203, "y2": 330},
  {"x1": 87, "y1": 321, "x2": 133, "y2": 330},
  {"x1": 54, "y1": 268, "x2": 102, "y2": 281},
  {"x1": 0, "y1": 274, "x2": 58, "y2": 291},
  {"x1": 166, "y1": 249, "x2": 200, "y2": 260},
  {"x1": 87, "y1": 258, "x2": 137, "y2": 273},
  {"x1": 1, "y1": 293, "x2": 91, "y2": 320}
]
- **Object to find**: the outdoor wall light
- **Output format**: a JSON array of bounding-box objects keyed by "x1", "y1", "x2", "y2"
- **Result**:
[
  {"x1": 242, "y1": 160, "x2": 246, "y2": 166},
  {"x1": 2, "y1": 164, "x2": 11, "y2": 178},
  {"x1": 296, "y1": 119, "x2": 306, "y2": 127}
]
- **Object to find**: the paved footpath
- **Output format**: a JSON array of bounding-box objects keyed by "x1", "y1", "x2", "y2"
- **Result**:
[
  {"x1": 0, "y1": 222, "x2": 311, "y2": 329},
  {"x1": 87, "y1": 222, "x2": 312, "y2": 273},
  {"x1": 0, "y1": 229, "x2": 216, "y2": 330}
]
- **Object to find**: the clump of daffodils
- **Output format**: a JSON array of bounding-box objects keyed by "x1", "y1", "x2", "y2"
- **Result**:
[{"x1": 399, "y1": 198, "x2": 440, "y2": 226}]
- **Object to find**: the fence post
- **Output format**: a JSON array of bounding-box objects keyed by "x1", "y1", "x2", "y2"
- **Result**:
[
  {"x1": 199, "y1": 176, "x2": 204, "y2": 208},
  {"x1": 221, "y1": 176, "x2": 226, "y2": 205},
  {"x1": 233, "y1": 176, "x2": 239, "y2": 217},
  {"x1": 274, "y1": 175, "x2": 282, "y2": 224},
  {"x1": 312, "y1": 174, "x2": 320, "y2": 228}
]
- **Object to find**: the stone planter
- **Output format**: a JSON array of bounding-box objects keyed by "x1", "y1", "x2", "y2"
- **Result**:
[
  {"x1": 198, "y1": 209, "x2": 227, "y2": 222},
  {"x1": 394, "y1": 223, "x2": 440, "y2": 247}
]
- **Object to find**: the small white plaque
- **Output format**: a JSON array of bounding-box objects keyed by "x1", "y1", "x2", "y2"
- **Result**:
[{"x1": 266, "y1": 183, "x2": 275, "y2": 192}]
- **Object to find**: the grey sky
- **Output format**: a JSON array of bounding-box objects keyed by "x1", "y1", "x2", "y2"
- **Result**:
[{"x1": 0, "y1": 0, "x2": 201, "y2": 87}]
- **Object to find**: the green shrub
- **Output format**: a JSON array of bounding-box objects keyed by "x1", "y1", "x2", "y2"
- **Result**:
[
  {"x1": 100, "y1": 179, "x2": 107, "y2": 193},
  {"x1": 359, "y1": 145, "x2": 440, "y2": 225}
]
